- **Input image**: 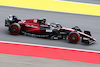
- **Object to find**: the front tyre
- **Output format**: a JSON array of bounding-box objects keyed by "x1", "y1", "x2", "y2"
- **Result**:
[
  {"x1": 68, "y1": 32, "x2": 80, "y2": 44},
  {"x1": 9, "y1": 23, "x2": 21, "y2": 35}
]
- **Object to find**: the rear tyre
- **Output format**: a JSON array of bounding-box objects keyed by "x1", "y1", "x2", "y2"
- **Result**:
[
  {"x1": 68, "y1": 32, "x2": 80, "y2": 44},
  {"x1": 9, "y1": 23, "x2": 21, "y2": 35}
]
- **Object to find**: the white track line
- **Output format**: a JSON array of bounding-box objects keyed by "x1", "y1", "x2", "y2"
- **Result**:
[
  {"x1": 0, "y1": 5, "x2": 100, "y2": 17},
  {"x1": 0, "y1": 40, "x2": 100, "y2": 53},
  {"x1": 55, "y1": 0, "x2": 100, "y2": 6}
]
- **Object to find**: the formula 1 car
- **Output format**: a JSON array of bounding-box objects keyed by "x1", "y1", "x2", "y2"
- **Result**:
[{"x1": 5, "y1": 15, "x2": 96, "y2": 44}]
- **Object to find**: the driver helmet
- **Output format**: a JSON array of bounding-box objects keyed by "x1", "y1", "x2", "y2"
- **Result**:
[
  {"x1": 8, "y1": 15, "x2": 12, "y2": 18},
  {"x1": 42, "y1": 17, "x2": 46, "y2": 25}
]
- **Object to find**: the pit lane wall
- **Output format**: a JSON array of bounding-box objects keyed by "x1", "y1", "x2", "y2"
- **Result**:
[{"x1": 0, "y1": 0, "x2": 100, "y2": 16}]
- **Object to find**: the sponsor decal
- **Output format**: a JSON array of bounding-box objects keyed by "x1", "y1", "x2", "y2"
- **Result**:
[
  {"x1": 46, "y1": 29, "x2": 52, "y2": 32},
  {"x1": 34, "y1": 19, "x2": 37, "y2": 23},
  {"x1": 25, "y1": 25, "x2": 38, "y2": 28}
]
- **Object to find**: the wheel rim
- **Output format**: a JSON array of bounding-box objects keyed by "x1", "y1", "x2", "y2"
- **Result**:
[
  {"x1": 68, "y1": 33, "x2": 80, "y2": 44},
  {"x1": 9, "y1": 24, "x2": 20, "y2": 35}
]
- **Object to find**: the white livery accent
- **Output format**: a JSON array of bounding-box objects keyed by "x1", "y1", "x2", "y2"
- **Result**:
[{"x1": 46, "y1": 29, "x2": 52, "y2": 32}]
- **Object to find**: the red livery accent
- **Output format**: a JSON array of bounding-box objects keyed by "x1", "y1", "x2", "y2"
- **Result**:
[{"x1": 19, "y1": 19, "x2": 41, "y2": 33}]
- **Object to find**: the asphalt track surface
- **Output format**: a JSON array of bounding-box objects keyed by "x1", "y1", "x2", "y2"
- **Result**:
[
  {"x1": 0, "y1": 6, "x2": 100, "y2": 51},
  {"x1": 0, "y1": 54, "x2": 100, "y2": 67},
  {"x1": 62, "y1": 0, "x2": 100, "y2": 4}
]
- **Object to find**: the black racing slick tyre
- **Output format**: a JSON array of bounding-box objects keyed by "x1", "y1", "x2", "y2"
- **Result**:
[
  {"x1": 68, "y1": 32, "x2": 80, "y2": 44},
  {"x1": 9, "y1": 23, "x2": 21, "y2": 35}
]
